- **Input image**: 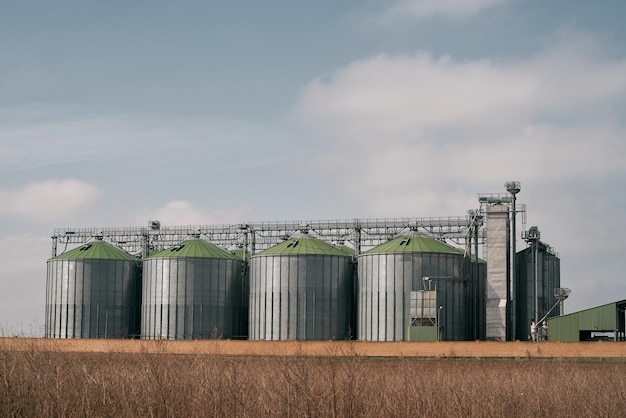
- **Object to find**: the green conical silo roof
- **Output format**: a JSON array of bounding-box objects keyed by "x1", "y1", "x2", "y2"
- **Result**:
[
  {"x1": 336, "y1": 245, "x2": 355, "y2": 256},
  {"x1": 50, "y1": 240, "x2": 139, "y2": 261},
  {"x1": 255, "y1": 235, "x2": 348, "y2": 256},
  {"x1": 148, "y1": 239, "x2": 238, "y2": 259},
  {"x1": 364, "y1": 233, "x2": 464, "y2": 255},
  {"x1": 230, "y1": 248, "x2": 252, "y2": 261}
]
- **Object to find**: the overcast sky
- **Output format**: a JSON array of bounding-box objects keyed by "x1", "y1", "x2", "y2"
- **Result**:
[{"x1": 2, "y1": 0, "x2": 625, "y2": 336}]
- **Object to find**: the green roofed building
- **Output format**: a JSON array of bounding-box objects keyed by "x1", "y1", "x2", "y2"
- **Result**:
[
  {"x1": 358, "y1": 232, "x2": 485, "y2": 342},
  {"x1": 142, "y1": 239, "x2": 244, "y2": 340},
  {"x1": 149, "y1": 238, "x2": 238, "y2": 259},
  {"x1": 249, "y1": 234, "x2": 354, "y2": 341},
  {"x1": 51, "y1": 240, "x2": 140, "y2": 261},
  {"x1": 254, "y1": 235, "x2": 349, "y2": 256},
  {"x1": 547, "y1": 300, "x2": 626, "y2": 341},
  {"x1": 46, "y1": 239, "x2": 141, "y2": 339},
  {"x1": 363, "y1": 233, "x2": 465, "y2": 255}
]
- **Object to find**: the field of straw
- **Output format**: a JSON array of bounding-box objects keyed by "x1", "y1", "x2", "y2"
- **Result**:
[
  {"x1": 1, "y1": 338, "x2": 626, "y2": 417},
  {"x1": 2, "y1": 338, "x2": 625, "y2": 358}
]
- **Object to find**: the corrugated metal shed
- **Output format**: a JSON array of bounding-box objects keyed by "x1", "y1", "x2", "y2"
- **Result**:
[{"x1": 547, "y1": 300, "x2": 626, "y2": 341}]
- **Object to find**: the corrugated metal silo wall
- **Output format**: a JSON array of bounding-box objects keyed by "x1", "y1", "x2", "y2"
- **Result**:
[
  {"x1": 239, "y1": 259, "x2": 250, "y2": 339},
  {"x1": 141, "y1": 257, "x2": 244, "y2": 339},
  {"x1": 515, "y1": 246, "x2": 561, "y2": 341},
  {"x1": 45, "y1": 258, "x2": 141, "y2": 338},
  {"x1": 249, "y1": 254, "x2": 353, "y2": 340},
  {"x1": 357, "y1": 252, "x2": 473, "y2": 341},
  {"x1": 466, "y1": 257, "x2": 487, "y2": 341}
]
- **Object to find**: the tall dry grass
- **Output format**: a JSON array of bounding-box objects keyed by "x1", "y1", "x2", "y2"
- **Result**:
[{"x1": 1, "y1": 339, "x2": 625, "y2": 417}]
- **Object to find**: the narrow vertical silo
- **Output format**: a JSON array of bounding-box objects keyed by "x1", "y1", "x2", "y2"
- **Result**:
[
  {"x1": 515, "y1": 229, "x2": 561, "y2": 341},
  {"x1": 45, "y1": 239, "x2": 141, "y2": 338},
  {"x1": 357, "y1": 232, "x2": 474, "y2": 341},
  {"x1": 230, "y1": 247, "x2": 251, "y2": 339},
  {"x1": 141, "y1": 239, "x2": 243, "y2": 340},
  {"x1": 249, "y1": 234, "x2": 354, "y2": 340}
]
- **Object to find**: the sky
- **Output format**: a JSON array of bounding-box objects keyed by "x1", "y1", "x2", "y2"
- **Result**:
[{"x1": 1, "y1": 0, "x2": 625, "y2": 336}]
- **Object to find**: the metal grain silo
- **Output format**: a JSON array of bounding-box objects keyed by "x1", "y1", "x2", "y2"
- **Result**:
[
  {"x1": 230, "y1": 247, "x2": 250, "y2": 339},
  {"x1": 45, "y1": 239, "x2": 141, "y2": 338},
  {"x1": 357, "y1": 232, "x2": 476, "y2": 341},
  {"x1": 249, "y1": 234, "x2": 354, "y2": 340},
  {"x1": 141, "y1": 239, "x2": 244, "y2": 340},
  {"x1": 515, "y1": 227, "x2": 561, "y2": 341}
]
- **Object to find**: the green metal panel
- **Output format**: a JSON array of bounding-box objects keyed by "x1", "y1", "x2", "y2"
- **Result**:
[
  {"x1": 578, "y1": 304, "x2": 617, "y2": 330},
  {"x1": 149, "y1": 239, "x2": 237, "y2": 259},
  {"x1": 230, "y1": 248, "x2": 253, "y2": 263},
  {"x1": 336, "y1": 245, "x2": 355, "y2": 256},
  {"x1": 548, "y1": 314, "x2": 580, "y2": 342},
  {"x1": 407, "y1": 326, "x2": 438, "y2": 341},
  {"x1": 364, "y1": 233, "x2": 464, "y2": 255},
  {"x1": 548, "y1": 302, "x2": 620, "y2": 341},
  {"x1": 50, "y1": 240, "x2": 138, "y2": 261},
  {"x1": 254, "y1": 235, "x2": 348, "y2": 256}
]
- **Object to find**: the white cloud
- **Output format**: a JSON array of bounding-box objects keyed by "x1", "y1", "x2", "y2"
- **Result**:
[
  {"x1": 0, "y1": 234, "x2": 49, "y2": 336},
  {"x1": 375, "y1": 0, "x2": 507, "y2": 23},
  {"x1": 295, "y1": 32, "x2": 626, "y2": 312},
  {"x1": 140, "y1": 200, "x2": 252, "y2": 226},
  {"x1": 296, "y1": 38, "x2": 626, "y2": 201},
  {"x1": 298, "y1": 48, "x2": 626, "y2": 140},
  {"x1": 0, "y1": 179, "x2": 102, "y2": 222}
]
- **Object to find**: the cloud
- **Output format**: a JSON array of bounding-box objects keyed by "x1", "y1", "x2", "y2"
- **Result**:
[
  {"x1": 374, "y1": 0, "x2": 507, "y2": 23},
  {"x1": 297, "y1": 48, "x2": 626, "y2": 139},
  {"x1": 0, "y1": 234, "x2": 49, "y2": 336},
  {"x1": 140, "y1": 200, "x2": 253, "y2": 226},
  {"x1": 295, "y1": 31, "x2": 626, "y2": 312},
  {"x1": 296, "y1": 37, "x2": 626, "y2": 212},
  {"x1": 0, "y1": 179, "x2": 102, "y2": 222}
]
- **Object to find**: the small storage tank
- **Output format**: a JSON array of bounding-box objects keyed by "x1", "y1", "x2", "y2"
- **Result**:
[
  {"x1": 357, "y1": 232, "x2": 475, "y2": 341},
  {"x1": 141, "y1": 239, "x2": 244, "y2": 339},
  {"x1": 249, "y1": 234, "x2": 354, "y2": 340},
  {"x1": 45, "y1": 239, "x2": 141, "y2": 338}
]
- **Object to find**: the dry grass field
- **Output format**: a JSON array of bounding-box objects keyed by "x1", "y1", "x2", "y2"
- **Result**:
[
  {"x1": 2, "y1": 338, "x2": 626, "y2": 417},
  {"x1": 1, "y1": 337, "x2": 625, "y2": 358}
]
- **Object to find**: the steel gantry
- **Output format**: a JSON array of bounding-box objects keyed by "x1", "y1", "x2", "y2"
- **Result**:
[{"x1": 51, "y1": 215, "x2": 485, "y2": 259}]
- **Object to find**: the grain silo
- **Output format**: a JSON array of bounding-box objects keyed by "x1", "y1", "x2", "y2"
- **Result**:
[
  {"x1": 357, "y1": 232, "x2": 479, "y2": 341},
  {"x1": 45, "y1": 239, "x2": 141, "y2": 338},
  {"x1": 249, "y1": 234, "x2": 354, "y2": 340},
  {"x1": 230, "y1": 246, "x2": 251, "y2": 339},
  {"x1": 515, "y1": 226, "x2": 561, "y2": 340},
  {"x1": 141, "y1": 239, "x2": 244, "y2": 340}
]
